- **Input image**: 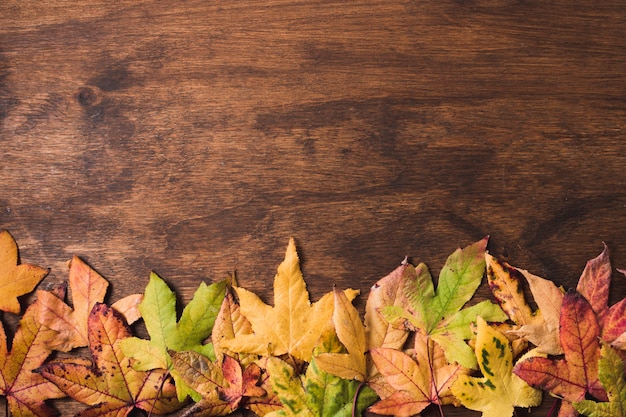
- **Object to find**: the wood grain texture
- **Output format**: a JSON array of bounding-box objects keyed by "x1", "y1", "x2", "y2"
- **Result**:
[{"x1": 1, "y1": 1, "x2": 625, "y2": 416}]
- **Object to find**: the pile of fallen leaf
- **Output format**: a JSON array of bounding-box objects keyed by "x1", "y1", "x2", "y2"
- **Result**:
[{"x1": 0, "y1": 229, "x2": 625, "y2": 417}]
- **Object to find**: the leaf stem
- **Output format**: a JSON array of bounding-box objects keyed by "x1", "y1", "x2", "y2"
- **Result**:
[
  {"x1": 546, "y1": 398, "x2": 560, "y2": 417},
  {"x1": 426, "y1": 336, "x2": 446, "y2": 417},
  {"x1": 148, "y1": 370, "x2": 171, "y2": 417},
  {"x1": 352, "y1": 380, "x2": 367, "y2": 417}
]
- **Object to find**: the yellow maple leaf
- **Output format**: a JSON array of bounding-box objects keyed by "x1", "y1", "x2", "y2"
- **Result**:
[
  {"x1": 223, "y1": 238, "x2": 358, "y2": 362},
  {"x1": 315, "y1": 287, "x2": 367, "y2": 381},
  {"x1": 0, "y1": 230, "x2": 49, "y2": 314},
  {"x1": 451, "y1": 317, "x2": 542, "y2": 417}
]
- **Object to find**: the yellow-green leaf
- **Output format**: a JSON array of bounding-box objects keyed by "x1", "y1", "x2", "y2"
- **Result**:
[
  {"x1": 120, "y1": 272, "x2": 227, "y2": 401},
  {"x1": 451, "y1": 317, "x2": 542, "y2": 417}
]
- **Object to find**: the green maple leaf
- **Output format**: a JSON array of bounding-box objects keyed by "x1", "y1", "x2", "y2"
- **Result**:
[
  {"x1": 383, "y1": 238, "x2": 507, "y2": 368},
  {"x1": 120, "y1": 272, "x2": 227, "y2": 401},
  {"x1": 264, "y1": 331, "x2": 378, "y2": 417},
  {"x1": 574, "y1": 344, "x2": 626, "y2": 417}
]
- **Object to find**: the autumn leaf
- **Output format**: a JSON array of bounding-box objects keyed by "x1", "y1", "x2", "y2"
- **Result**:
[
  {"x1": 574, "y1": 344, "x2": 626, "y2": 417},
  {"x1": 169, "y1": 349, "x2": 232, "y2": 417},
  {"x1": 315, "y1": 287, "x2": 367, "y2": 381},
  {"x1": 451, "y1": 316, "x2": 542, "y2": 417},
  {"x1": 264, "y1": 331, "x2": 378, "y2": 417},
  {"x1": 36, "y1": 256, "x2": 108, "y2": 351},
  {"x1": 514, "y1": 290, "x2": 607, "y2": 417},
  {"x1": 36, "y1": 303, "x2": 181, "y2": 417},
  {"x1": 364, "y1": 262, "x2": 411, "y2": 352},
  {"x1": 0, "y1": 297, "x2": 65, "y2": 416},
  {"x1": 486, "y1": 254, "x2": 564, "y2": 355},
  {"x1": 170, "y1": 350, "x2": 281, "y2": 417},
  {"x1": 576, "y1": 245, "x2": 626, "y2": 348},
  {"x1": 383, "y1": 238, "x2": 507, "y2": 368},
  {"x1": 368, "y1": 330, "x2": 469, "y2": 417},
  {"x1": 363, "y1": 262, "x2": 412, "y2": 397},
  {"x1": 120, "y1": 272, "x2": 227, "y2": 401},
  {"x1": 511, "y1": 268, "x2": 564, "y2": 354},
  {"x1": 223, "y1": 238, "x2": 359, "y2": 362},
  {"x1": 0, "y1": 229, "x2": 49, "y2": 314},
  {"x1": 110, "y1": 293, "x2": 144, "y2": 325},
  {"x1": 486, "y1": 254, "x2": 543, "y2": 341},
  {"x1": 220, "y1": 355, "x2": 267, "y2": 409},
  {"x1": 212, "y1": 287, "x2": 254, "y2": 365}
]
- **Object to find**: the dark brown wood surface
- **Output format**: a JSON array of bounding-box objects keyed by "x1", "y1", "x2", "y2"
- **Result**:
[{"x1": 1, "y1": 1, "x2": 625, "y2": 416}]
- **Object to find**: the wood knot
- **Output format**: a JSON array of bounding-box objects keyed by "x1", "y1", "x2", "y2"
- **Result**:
[{"x1": 76, "y1": 86, "x2": 101, "y2": 107}]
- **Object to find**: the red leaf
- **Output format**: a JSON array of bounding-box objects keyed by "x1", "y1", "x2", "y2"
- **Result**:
[
  {"x1": 514, "y1": 290, "x2": 607, "y2": 417},
  {"x1": 220, "y1": 355, "x2": 266, "y2": 409},
  {"x1": 576, "y1": 244, "x2": 611, "y2": 320}
]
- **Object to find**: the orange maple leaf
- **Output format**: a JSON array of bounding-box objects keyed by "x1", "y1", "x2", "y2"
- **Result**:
[
  {"x1": 36, "y1": 256, "x2": 108, "y2": 351},
  {"x1": 368, "y1": 330, "x2": 468, "y2": 417},
  {"x1": 0, "y1": 295, "x2": 65, "y2": 416},
  {"x1": 36, "y1": 303, "x2": 181, "y2": 417},
  {"x1": 0, "y1": 230, "x2": 49, "y2": 314}
]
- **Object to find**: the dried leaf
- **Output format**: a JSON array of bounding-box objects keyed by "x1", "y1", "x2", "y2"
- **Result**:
[
  {"x1": 509, "y1": 268, "x2": 564, "y2": 354},
  {"x1": 223, "y1": 238, "x2": 358, "y2": 362},
  {"x1": 0, "y1": 298, "x2": 64, "y2": 416},
  {"x1": 364, "y1": 262, "x2": 411, "y2": 352},
  {"x1": 220, "y1": 355, "x2": 267, "y2": 409},
  {"x1": 451, "y1": 317, "x2": 542, "y2": 417},
  {"x1": 574, "y1": 344, "x2": 626, "y2": 417},
  {"x1": 120, "y1": 272, "x2": 227, "y2": 401},
  {"x1": 169, "y1": 350, "x2": 232, "y2": 416},
  {"x1": 171, "y1": 350, "x2": 282, "y2": 417},
  {"x1": 264, "y1": 332, "x2": 378, "y2": 417},
  {"x1": 0, "y1": 230, "x2": 49, "y2": 314},
  {"x1": 383, "y1": 238, "x2": 507, "y2": 369},
  {"x1": 514, "y1": 290, "x2": 607, "y2": 417},
  {"x1": 363, "y1": 263, "x2": 412, "y2": 397},
  {"x1": 36, "y1": 256, "x2": 108, "y2": 351},
  {"x1": 315, "y1": 287, "x2": 367, "y2": 381},
  {"x1": 577, "y1": 244, "x2": 612, "y2": 319},
  {"x1": 486, "y1": 253, "x2": 544, "y2": 351},
  {"x1": 212, "y1": 287, "x2": 254, "y2": 364},
  {"x1": 369, "y1": 330, "x2": 468, "y2": 417},
  {"x1": 111, "y1": 293, "x2": 143, "y2": 325},
  {"x1": 576, "y1": 245, "x2": 626, "y2": 348},
  {"x1": 37, "y1": 303, "x2": 181, "y2": 416}
]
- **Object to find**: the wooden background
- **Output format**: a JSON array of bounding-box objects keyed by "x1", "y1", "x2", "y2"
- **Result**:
[{"x1": 1, "y1": 1, "x2": 625, "y2": 416}]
